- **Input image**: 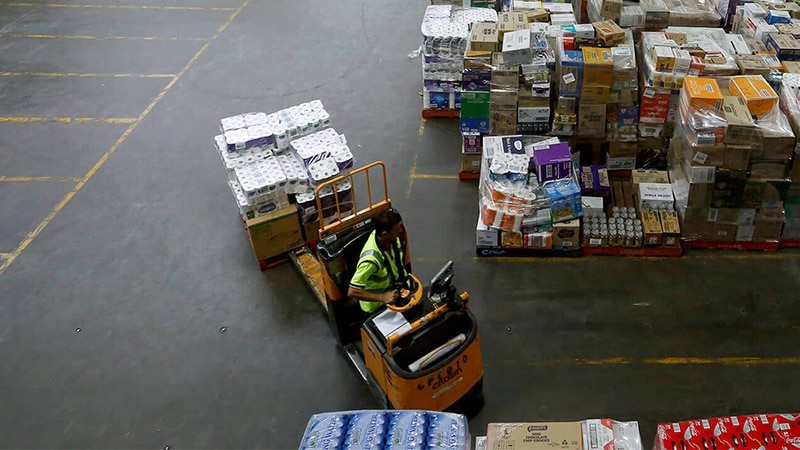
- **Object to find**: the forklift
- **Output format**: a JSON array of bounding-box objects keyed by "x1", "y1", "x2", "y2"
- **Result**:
[{"x1": 289, "y1": 162, "x2": 484, "y2": 414}]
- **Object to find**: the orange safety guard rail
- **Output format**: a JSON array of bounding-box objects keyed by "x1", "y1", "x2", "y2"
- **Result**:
[{"x1": 314, "y1": 161, "x2": 391, "y2": 239}]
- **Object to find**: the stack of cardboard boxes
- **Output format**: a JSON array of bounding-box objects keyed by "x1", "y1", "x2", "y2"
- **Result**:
[
  {"x1": 670, "y1": 76, "x2": 794, "y2": 242},
  {"x1": 485, "y1": 419, "x2": 643, "y2": 450}
]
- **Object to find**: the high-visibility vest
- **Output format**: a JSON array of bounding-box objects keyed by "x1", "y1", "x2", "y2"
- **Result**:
[{"x1": 357, "y1": 230, "x2": 408, "y2": 313}]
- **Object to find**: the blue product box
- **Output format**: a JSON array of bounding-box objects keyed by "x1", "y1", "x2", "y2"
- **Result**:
[{"x1": 544, "y1": 177, "x2": 583, "y2": 223}]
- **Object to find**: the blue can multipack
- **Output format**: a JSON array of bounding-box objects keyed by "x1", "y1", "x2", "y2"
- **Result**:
[{"x1": 299, "y1": 410, "x2": 469, "y2": 450}]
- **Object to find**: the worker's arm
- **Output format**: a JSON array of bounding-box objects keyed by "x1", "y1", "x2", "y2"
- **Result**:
[{"x1": 347, "y1": 286, "x2": 398, "y2": 305}]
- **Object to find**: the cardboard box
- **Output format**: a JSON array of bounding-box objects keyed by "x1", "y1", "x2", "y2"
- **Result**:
[
  {"x1": 607, "y1": 140, "x2": 638, "y2": 158},
  {"x1": 246, "y1": 206, "x2": 303, "y2": 261},
  {"x1": 784, "y1": 60, "x2": 800, "y2": 73},
  {"x1": 687, "y1": 142, "x2": 726, "y2": 167},
  {"x1": 683, "y1": 77, "x2": 724, "y2": 111},
  {"x1": 765, "y1": 33, "x2": 800, "y2": 60},
  {"x1": 553, "y1": 220, "x2": 581, "y2": 249},
  {"x1": 753, "y1": 216, "x2": 785, "y2": 241},
  {"x1": 599, "y1": 0, "x2": 622, "y2": 19},
  {"x1": 534, "y1": 142, "x2": 573, "y2": 183},
  {"x1": 582, "y1": 47, "x2": 613, "y2": 86},
  {"x1": 502, "y1": 29, "x2": 533, "y2": 65},
  {"x1": 579, "y1": 165, "x2": 611, "y2": 196},
  {"x1": 464, "y1": 50, "x2": 492, "y2": 70},
  {"x1": 641, "y1": 0, "x2": 670, "y2": 30},
  {"x1": 461, "y1": 152, "x2": 482, "y2": 174},
  {"x1": 462, "y1": 132, "x2": 482, "y2": 154},
  {"x1": 524, "y1": 231, "x2": 553, "y2": 249},
  {"x1": 581, "y1": 196, "x2": 604, "y2": 215},
  {"x1": 721, "y1": 96, "x2": 757, "y2": 145},
  {"x1": 639, "y1": 182, "x2": 675, "y2": 211},
  {"x1": 581, "y1": 85, "x2": 610, "y2": 104},
  {"x1": 593, "y1": 20, "x2": 624, "y2": 45},
  {"x1": 729, "y1": 75, "x2": 779, "y2": 116},
  {"x1": 712, "y1": 168, "x2": 748, "y2": 208},
  {"x1": 653, "y1": 46, "x2": 676, "y2": 71},
  {"x1": 735, "y1": 54, "x2": 772, "y2": 78},
  {"x1": 490, "y1": 109, "x2": 518, "y2": 135},
  {"x1": 659, "y1": 211, "x2": 681, "y2": 247},
  {"x1": 302, "y1": 219, "x2": 320, "y2": 243},
  {"x1": 491, "y1": 64, "x2": 519, "y2": 90},
  {"x1": 470, "y1": 23, "x2": 499, "y2": 52},
  {"x1": 487, "y1": 422, "x2": 582, "y2": 450},
  {"x1": 518, "y1": 106, "x2": 551, "y2": 123},
  {"x1": 476, "y1": 216, "x2": 500, "y2": 247},
  {"x1": 460, "y1": 92, "x2": 490, "y2": 133},
  {"x1": 640, "y1": 210, "x2": 663, "y2": 246},
  {"x1": 711, "y1": 221, "x2": 738, "y2": 241},
  {"x1": 749, "y1": 159, "x2": 790, "y2": 178},
  {"x1": 578, "y1": 103, "x2": 606, "y2": 137},
  {"x1": 606, "y1": 154, "x2": 636, "y2": 170},
  {"x1": 771, "y1": 2, "x2": 800, "y2": 19},
  {"x1": 724, "y1": 144, "x2": 752, "y2": 170},
  {"x1": 545, "y1": 178, "x2": 583, "y2": 223},
  {"x1": 501, "y1": 231, "x2": 524, "y2": 248},
  {"x1": 632, "y1": 170, "x2": 670, "y2": 186}
]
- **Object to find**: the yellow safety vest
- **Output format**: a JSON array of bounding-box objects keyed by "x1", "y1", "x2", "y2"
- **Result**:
[{"x1": 357, "y1": 230, "x2": 407, "y2": 313}]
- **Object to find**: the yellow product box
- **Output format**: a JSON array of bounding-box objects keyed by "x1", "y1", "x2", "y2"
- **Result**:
[
  {"x1": 659, "y1": 210, "x2": 681, "y2": 247},
  {"x1": 640, "y1": 210, "x2": 663, "y2": 246},
  {"x1": 653, "y1": 46, "x2": 676, "y2": 71},
  {"x1": 683, "y1": 76, "x2": 725, "y2": 111},
  {"x1": 729, "y1": 75, "x2": 779, "y2": 116},
  {"x1": 592, "y1": 20, "x2": 625, "y2": 45},
  {"x1": 582, "y1": 47, "x2": 614, "y2": 86},
  {"x1": 783, "y1": 61, "x2": 800, "y2": 73}
]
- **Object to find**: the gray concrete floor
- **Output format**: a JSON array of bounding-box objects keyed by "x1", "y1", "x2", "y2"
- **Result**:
[{"x1": 1, "y1": 0, "x2": 799, "y2": 448}]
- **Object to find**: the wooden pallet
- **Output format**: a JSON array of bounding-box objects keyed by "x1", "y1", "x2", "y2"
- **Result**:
[
  {"x1": 459, "y1": 171, "x2": 480, "y2": 180},
  {"x1": 581, "y1": 245, "x2": 683, "y2": 257},
  {"x1": 422, "y1": 109, "x2": 460, "y2": 119},
  {"x1": 779, "y1": 239, "x2": 800, "y2": 249},
  {"x1": 475, "y1": 247, "x2": 582, "y2": 258},
  {"x1": 681, "y1": 239, "x2": 779, "y2": 252},
  {"x1": 258, "y1": 254, "x2": 290, "y2": 271}
]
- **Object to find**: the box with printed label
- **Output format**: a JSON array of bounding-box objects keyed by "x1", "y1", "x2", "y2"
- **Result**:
[
  {"x1": 476, "y1": 215, "x2": 500, "y2": 247},
  {"x1": 582, "y1": 47, "x2": 614, "y2": 86},
  {"x1": 599, "y1": 0, "x2": 623, "y2": 19},
  {"x1": 639, "y1": 87, "x2": 672, "y2": 125},
  {"x1": 462, "y1": 70, "x2": 491, "y2": 92},
  {"x1": 659, "y1": 211, "x2": 681, "y2": 247},
  {"x1": 729, "y1": 75, "x2": 779, "y2": 116},
  {"x1": 593, "y1": 20, "x2": 624, "y2": 45},
  {"x1": 502, "y1": 29, "x2": 533, "y2": 65},
  {"x1": 461, "y1": 152, "x2": 482, "y2": 174},
  {"x1": 607, "y1": 140, "x2": 638, "y2": 158},
  {"x1": 581, "y1": 85, "x2": 610, "y2": 104},
  {"x1": 246, "y1": 205, "x2": 303, "y2": 261},
  {"x1": 721, "y1": 96, "x2": 757, "y2": 145},
  {"x1": 490, "y1": 110, "x2": 518, "y2": 136},
  {"x1": 681, "y1": 160, "x2": 716, "y2": 184},
  {"x1": 632, "y1": 170, "x2": 670, "y2": 186},
  {"x1": 578, "y1": 103, "x2": 606, "y2": 137},
  {"x1": 724, "y1": 145, "x2": 752, "y2": 170},
  {"x1": 470, "y1": 23, "x2": 499, "y2": 52},
  {"x1": 579, "y1": 165, "x2": 611, "y2": 196},
  {"x1": 639, "y1": 182, "x2": 675, "y2": 211},
  {"x1": 462, "y1": 132, "x2": 482, "y2": 154},
  {"x1": 735, "y1": 55, "x2": 771, "y2": 78},
  {"x1": 501, "y1": 231, "x2": 524, "y2": 248},
  {"x1": 491, "y1": 64, "x2": 519, "y2": 90},
  {"x1": 653, "y1": 46, "x2": 676, "y2": 71},
  {"x1": 524, "y1": 231, "x2": 553, "y2": 249},
  {"x1": 545, "y1": 178, "x2": 583, "y2": 223},
  {"x1": 534, "y1": 142, "x2": 572, "y2": 183},
  {"x1": 687, "y1": 142, "x2": 726, "y2": 167},
  {"x1": 553, "y1": 220, "x2": 580, "y2": 249},
  {"x1": 749, "y1": 159, "x2": 791, "y2": 178},
  {"x1": 487, "y1": 422, "x2": 583, "y2": 450},
  {"x1": 518, "y1": 107, "x2": 551, "y2": 123},
  {"x1": 581, "y1": 196, "x2": 604, "y2": 215},
  {"x1": 765, "y1": 32, "x2": 800, "y2": 60},
  {"x1": 683, "y1": 77, "x2": 725, "y2": 111},
  {"x1": 640, "y1": 210, "x2": 663, "y2": 246},
  {"x1": 606, "y1": 154, "x2": 636, "y2": 170}
]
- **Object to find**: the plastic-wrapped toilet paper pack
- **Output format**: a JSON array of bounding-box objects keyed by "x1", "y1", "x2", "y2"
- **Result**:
[{"x1": 308, "y1": 158, "x2": 340, "y2": 185}]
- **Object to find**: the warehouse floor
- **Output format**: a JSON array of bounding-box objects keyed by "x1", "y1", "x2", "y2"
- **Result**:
[{"x1": 1, "y1": 0, "x2": 800, "y2": 448}]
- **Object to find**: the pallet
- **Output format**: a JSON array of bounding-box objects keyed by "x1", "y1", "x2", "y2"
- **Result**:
[
  {"x1": 459, "y1": 171, "x2": 480, "y2": 180},
  {"x1": 422, "y1": 109, "x2": 460, "y2": 119},
  {"x1": 258, "y1": 254, "x2": 290, "y2": 271},
  {"x1": 681, "y1": 239, "x2": 779, "y2": 252},
  {"x1": 581, "y1": 245, "x2": 683, "y2": 257},
  {"x1": 779, "y1": 239, "x2": 800, "y2": 249},
  {"x1": 475, "y1": 247, "x2": 582, "y2": 258}
]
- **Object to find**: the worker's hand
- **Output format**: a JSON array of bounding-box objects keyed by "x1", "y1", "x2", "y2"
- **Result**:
[{"x1": 383, "y1": 290, "x2": 399, "y2": 305}]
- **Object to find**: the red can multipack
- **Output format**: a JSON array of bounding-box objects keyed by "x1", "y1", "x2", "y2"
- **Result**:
[{"x1": 655, "y1": 414, "x2": 800, "y2": 450}]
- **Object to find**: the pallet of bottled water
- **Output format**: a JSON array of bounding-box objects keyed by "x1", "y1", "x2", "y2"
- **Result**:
[{"x1": 299, "y1": 410, "x2": 470, "y2": 450}]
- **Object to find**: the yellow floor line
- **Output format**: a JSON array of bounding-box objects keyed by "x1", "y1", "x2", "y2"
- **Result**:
[
  {"x1": 0, "y1": 176, "x2": 82, "y2": 183},
  {"x1": 0, "y1": 117, "x2": 137, "y2": 124},
  {"x1": 0, "y1": 253, "x2": 12, "y2": 259},
  {"x1": 418, "y1": 118, "x2": 426, "y2": 135},
  {"x1": 0, "y1": 0, "x2": 251, "y2": 277},
  {"x1": 0, "y1": 33, "x2": 206, "y2": 41},
  {"x1": 405, "y1": 155, "x2": 418, "y2": 199},
  {"x1": 411, "y1": 173, "x2": 459, "y2": 180},
  {"x1": 3, "y1": 3, "x2": 236, "y2": 10},
  {"x1": 0, "y1": 71, "x2": 176, "y2": 78},
  {"x1": 490, "y1": 356, "x2": 800, "y2": 367}
]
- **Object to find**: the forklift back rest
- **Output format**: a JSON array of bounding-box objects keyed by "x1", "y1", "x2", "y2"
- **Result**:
[{"x1": 317, "y1": 222, "x2": 376, "y2": 295}]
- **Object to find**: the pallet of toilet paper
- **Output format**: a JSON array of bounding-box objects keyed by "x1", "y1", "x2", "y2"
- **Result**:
[
  {"x1": 214, "y1": 101, "x2": 354, "y2": 224},
  {"x1": 477, "y1": 135, "x2": 583, "y2": 252}
]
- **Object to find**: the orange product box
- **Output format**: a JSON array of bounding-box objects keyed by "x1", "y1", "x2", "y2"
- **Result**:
[
  {"x1": 729, "y1": 75, "x2": 779, "y2": 116},
  {"x1": 582, "y1": 47, "x2": 614, "y2": 86},
  {"x1": 682, "y1": 76, "x2": 724, "y2": 111}
]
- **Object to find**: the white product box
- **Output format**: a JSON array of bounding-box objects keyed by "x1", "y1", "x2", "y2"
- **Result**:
[
  {"x1": 550, "y1": 13, "x2": 577, "y2": 25},
  {"x1": 727, "y1": 33, "x2": 751, "y2": 54},
  {"x1": 681, "y1": 160, "x2": 716, "y2": 184},
  {"x1": 518, "y1": 107, "x2": 551, "y2": 123},
  {"x1": 502, "y1": 30, "x2": 533, "y2": 65},
  {"x1": 581, "y1": 196, "x2": 605, "y2": 216},
  {"x1": 638, "y1": 182, "x2": 675, "y2": 211},
  {"x1": 477, "y1": 216, "x2": 500, "y2": 247},
  {"x1": 673, "y1": 49, "x2": 692, "y2": 74}
]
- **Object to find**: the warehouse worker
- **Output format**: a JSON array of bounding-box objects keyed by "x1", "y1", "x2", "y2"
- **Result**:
[{"x1": 348, "y1": 208, "x2": 413, "y2": 313}]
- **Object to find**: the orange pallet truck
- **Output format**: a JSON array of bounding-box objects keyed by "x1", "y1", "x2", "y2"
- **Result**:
[{"x1": 289, "y1": 162, "x2": 484, "y2": 414}]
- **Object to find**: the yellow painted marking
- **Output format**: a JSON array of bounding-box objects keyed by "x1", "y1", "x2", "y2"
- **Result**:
[
  {"x1": 0, "y1": 33, "x2": 206, "y2": 41},
  {"x1": 0, "y1": 253, "x2": 12, "y2": 259},
  {"x1": 491, "y1": 357, "x2": 800, "y2": 367},
  {"x1": 0, "y1": 71, "x2": 176, "y2": 78},
  {"x1": 0, "y1": 176, "x2": 81, "y2": 183},
  {"x1": 418, "y1": 118, "x2": 426, "y2": 135},
  {"x1": 412, "y1": 173, "x2": 459, "y2": 180},
  {"x1": 0, "y1": 117, "x2": 136, "y2": 123},
  {"x1": 685, "y1": 252, "x2": 800, "y2": 260},
  {"x1": 3, "y1": 3, "x2": 236, "y2": 10},
  {"x1": 406, "y1": 154, "x2": 418, "y2": 199},
  {"x1": 0, "y1": 0, "x2": 251, "y2": 277}
]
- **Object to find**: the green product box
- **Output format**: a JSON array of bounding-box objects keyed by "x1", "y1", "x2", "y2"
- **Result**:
[{"x1": 460, "y1": 91, "x2": 491, "y2": 118}]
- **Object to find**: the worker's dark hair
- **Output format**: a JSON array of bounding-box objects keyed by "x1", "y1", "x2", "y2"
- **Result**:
[{"x1": 375, "y1": 208, "x2": 402, "y2": 234}]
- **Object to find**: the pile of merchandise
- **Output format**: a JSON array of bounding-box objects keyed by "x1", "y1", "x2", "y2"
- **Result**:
[{"x1": 421, "y1": 5, "x2": 498, "y2": 113}]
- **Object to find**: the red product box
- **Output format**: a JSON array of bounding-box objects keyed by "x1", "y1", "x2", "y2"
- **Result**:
[
  {"x1": 640, "y1": 86, "x2": 672, "y2": 125},
  {"x1": 655, "y1": 415, "x2": 800, "y2": 450}
]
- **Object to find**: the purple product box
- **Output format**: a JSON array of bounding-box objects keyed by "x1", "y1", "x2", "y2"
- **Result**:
[
  {"x1": 424, "y1": 80, "x2": 458, "y2": 92},
  {"x1": 618, "y1": 105, "x2": 640, "y2": 127},
  {"x1": 462, "y1": 132, "x2": 482, "y2": 154},
  {"x1": 579, "y1": 165, "x2": 611, "y2": 196},
  {"x1": 462, "y1": 70, "x2": 491, "y2": 92},
  {"x1": 460, "y1": 117, "x2": 490, "y2": 134},
  {"x1": 534, "y1": 142, "x2": 573, "y2": 183}
]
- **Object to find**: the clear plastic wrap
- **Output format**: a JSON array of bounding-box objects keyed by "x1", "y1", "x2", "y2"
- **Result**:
[
  {"x1": 663, "y1": 0, "x2": 721, "y2": 27},
  {"x1": 297, "y1": 410, "x2": 470, "y2": 450}
]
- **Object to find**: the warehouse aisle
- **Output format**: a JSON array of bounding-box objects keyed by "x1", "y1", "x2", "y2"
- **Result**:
[{"x1": 0, "y1": 0, "x2": 799, "y2": 448}]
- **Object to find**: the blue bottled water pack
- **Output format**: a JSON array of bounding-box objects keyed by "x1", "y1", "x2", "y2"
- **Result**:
[{"x1": 299, "y1": 410, "x2": 469, "y2": 450}]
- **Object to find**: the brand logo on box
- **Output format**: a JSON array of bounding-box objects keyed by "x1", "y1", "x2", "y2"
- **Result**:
[{"x1": 528, "y1": 425, "x2": 548, "y2": 432}]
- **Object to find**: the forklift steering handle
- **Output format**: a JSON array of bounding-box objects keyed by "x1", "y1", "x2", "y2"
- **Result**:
[{"x1": 386, "y1": 275, "x2": 423, "y2": 313}]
